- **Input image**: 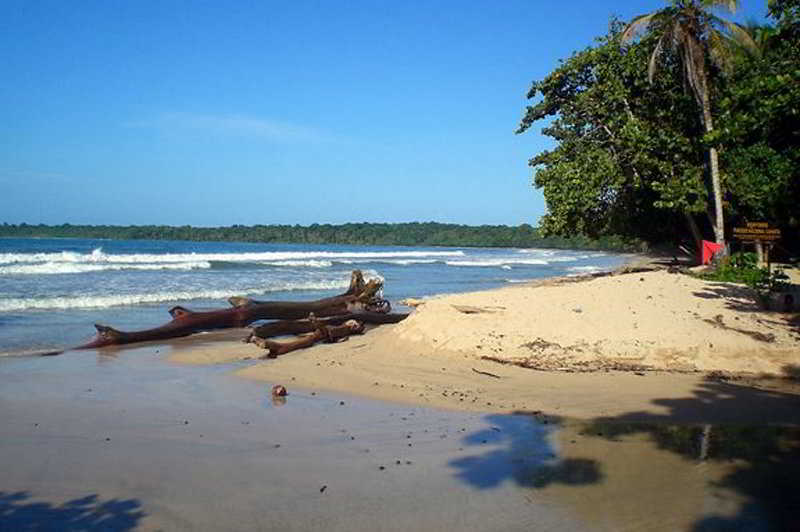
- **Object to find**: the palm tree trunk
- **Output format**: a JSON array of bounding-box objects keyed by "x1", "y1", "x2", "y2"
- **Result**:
[{"x1": 701, "y1": 88, "x2": 726, "y2": 249}]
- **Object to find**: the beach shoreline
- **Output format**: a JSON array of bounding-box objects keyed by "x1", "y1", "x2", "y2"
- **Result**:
[
  {"x1": 3, "y1": 266, "x2": 799, "y2": 530},
  {"x1": 168, "y1": 266, "x2": 800, "y2": 423}
]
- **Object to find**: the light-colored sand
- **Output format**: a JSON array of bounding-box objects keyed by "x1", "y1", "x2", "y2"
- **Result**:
[
  {"x1": 392, "y1": 269, "x2": 798, "y2": 374},
  {"x1": 171, "y1": 270, "x2": 800, "y2": 420}
]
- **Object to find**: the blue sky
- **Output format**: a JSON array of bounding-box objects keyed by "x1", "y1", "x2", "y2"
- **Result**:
[{"x1": 0, "y1": 1, "x2": 770, "y2": 227}]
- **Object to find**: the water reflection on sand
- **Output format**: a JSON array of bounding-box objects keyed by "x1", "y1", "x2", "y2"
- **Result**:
[
  {"x1": 1, "y1": 349, "x2": 798, "y2": 531},
  {"x1": 451, "y1": 411, "x2": 800, "y2": 531}
]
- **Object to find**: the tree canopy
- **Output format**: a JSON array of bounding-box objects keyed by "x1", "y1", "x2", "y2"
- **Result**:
[{"x1": 517, "y1": 4, "x2": 799, "y2": 256}]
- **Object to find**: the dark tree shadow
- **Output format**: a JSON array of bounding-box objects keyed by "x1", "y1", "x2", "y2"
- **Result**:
[
  {"x1": 0, "y1": 491, "x2": 144, "y2": 531},
  {"x1": 691, "y1": 282, "x2": 765, "y2": 313},
  {"x1": 450, "y1": 379, "x2": 800, "y2": 530},
  {"x1": 580, "y1": 381, "x2": 800, "y2": 532},
  {"x1": 448, "y1": 412, "x2": 602, "y2": 490}
]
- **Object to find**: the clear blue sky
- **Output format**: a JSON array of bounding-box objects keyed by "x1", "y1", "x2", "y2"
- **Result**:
[{"x1": 0, "y1": 1, "x2": 770, "y2": 227}]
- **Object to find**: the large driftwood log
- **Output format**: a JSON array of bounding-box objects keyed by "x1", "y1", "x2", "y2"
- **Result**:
[
  {"x1": 73, "y1": 271, "x2": 388, "y2": 350},
  {"x1": 247, "y1": 311, "x2": 408, "y2": 341},
  {"x1": 252, "y1": 316, "x2": 366, "y2": 358}
]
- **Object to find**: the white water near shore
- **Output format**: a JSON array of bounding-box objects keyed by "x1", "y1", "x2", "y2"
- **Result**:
[{"x1": 0, "y1": 238, "x2": 630, "y2": 352}]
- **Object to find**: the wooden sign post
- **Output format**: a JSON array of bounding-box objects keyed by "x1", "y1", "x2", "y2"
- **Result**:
[{"x1": 732, "y1": 222, "x2": 781, "y2": 269}]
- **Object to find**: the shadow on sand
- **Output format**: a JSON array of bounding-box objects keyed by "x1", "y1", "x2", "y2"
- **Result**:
[
  {"x1": 448, "y1": 412, "x2": 601, "y2": 490},
  {"x1": 0, "y1": 491, "x2": 144, "y2": 531},
  {"x1": 450, "y1": 379, "x2": 800, "y2": 531}
]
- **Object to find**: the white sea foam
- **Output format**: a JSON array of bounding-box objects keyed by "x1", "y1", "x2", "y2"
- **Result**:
[
  {"x1": 0, "y1": 270, "x2": 384, "y2": 312},
  {"x1": 335, "y1": 258, "x2": 439, "y2": 266},
  {"x1": 567, "y1": 265, "x2": 603, "y2": 272},
  {"x1": 0, "y1": 261, "x2": 211, "y2": 275},
  {"x1": 0, "y1": 248, "x2": 465, "y2": 266},
  {"x1": 0, "y1": 272, "x2": 383, "y2": 312},
  {"x1": 267, "y1": 260, "x2": 333, "y2": 268},
  {"x1": 445, "y1": 259, "x2": 549, "y2": 267}
]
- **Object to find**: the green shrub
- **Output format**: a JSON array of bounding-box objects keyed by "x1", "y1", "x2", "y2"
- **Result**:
[{"x1": 700, "y1": 252, "x2": 789, "y2": 292}]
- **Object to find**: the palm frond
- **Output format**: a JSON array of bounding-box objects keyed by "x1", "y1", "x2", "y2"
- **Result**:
[
  {"x1": 648, "y1": 33, "x2": 668, "y2": 83},
  {"x1": 708, "y1": 31, "x2": 733, "y2": 73},
  {"x1": 621, "y1": 13, "x2": 658, "y2": 43},
  {"x1": 718, "y1": 19, "x2": 760, "y2": 57},
  {"x1": 700, "y1": 0, "x2": 739, "y2": 14}
]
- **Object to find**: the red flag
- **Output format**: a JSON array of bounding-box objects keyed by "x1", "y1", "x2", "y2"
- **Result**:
[{"x1": 701, "y1": 240, "x2": 723, "y2": 265}]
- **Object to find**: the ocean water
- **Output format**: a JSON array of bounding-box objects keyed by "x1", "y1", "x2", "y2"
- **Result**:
[{"x1": 0, "y1": 238, "x2": 630, "y2": 354}]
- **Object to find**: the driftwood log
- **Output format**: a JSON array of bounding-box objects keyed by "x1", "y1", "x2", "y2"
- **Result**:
[
  {"x1": 71, "y1": 271, "x2": 406, "y2": 351},
  {"x1": 251, "y1": 316, "x2": 367, "y2": 358},
  {"x1": 247, "y1": 311, "x2": 408, "y2": 340}
]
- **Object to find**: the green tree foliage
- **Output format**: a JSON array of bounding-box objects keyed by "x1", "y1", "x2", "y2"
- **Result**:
[
  {"x1": 517, "y1": 20, "x2": 706, "y2": 244},
  {"x1": 518, "y1": 8, "x2": 798, "y2": 256},
  {"x1": 621, "y1": 0, "x2": 757, "y2": 247},
  {"x1": 0, "y1": 222, "x2": 641, "y2": 252},
  {"x1": 716, "y1": 0, "x2": 800, "y2": 231}
]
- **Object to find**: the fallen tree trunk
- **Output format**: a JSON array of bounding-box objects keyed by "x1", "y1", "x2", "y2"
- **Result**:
[
  {"x1": 72, "y1": 271, "x2": 389, "y2": 350},
  {"x1": 252, "y1": 317, "x2": 366, "y2": 358},
  {"x1": 247, "y1": 311, "x2": 408, "y2": 340}
]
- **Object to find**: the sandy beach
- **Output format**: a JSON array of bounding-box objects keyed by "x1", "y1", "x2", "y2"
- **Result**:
[
  {"x1": 171, "y1": 268, "x2": 800, "y2": 421},
  {"x1": 3, "y1": 267, "x2": 799, "y2": 530}
]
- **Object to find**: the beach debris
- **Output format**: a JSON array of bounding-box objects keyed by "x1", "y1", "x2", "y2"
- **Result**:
[
  {"x1": 65, "y1": 271, "x2": 408, "y2": 352},
  {"x1": 471, "y1": 368, "x2": 502, "y2": 379},
  {"x1": 254, "y1": 317, "x2": 366, "y2": 359},
  {"x1": 271, "y1": 385, "x2": 288, "y2": 397},
  {"x1": 453, "y1": 305, "x2": 493, "y2": 314},
  {"x1": 242, "y1": 271, "x2": 410, "y2": 358},
  {"x1": 320, "y1": 485, "x2": 327, "y2": 493}
]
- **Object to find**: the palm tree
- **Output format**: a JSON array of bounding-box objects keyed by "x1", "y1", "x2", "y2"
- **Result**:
[{"x1": 621, "y1": 0, "x2": 757, "y2": 249}]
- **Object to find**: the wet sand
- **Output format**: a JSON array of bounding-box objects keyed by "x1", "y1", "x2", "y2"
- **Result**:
[
  {"x1": 2, "y1": 346, "x2": 798, "y2": 531},
  {"x1": 168, "y1": 327, "x2": 800, "y2": 424}
]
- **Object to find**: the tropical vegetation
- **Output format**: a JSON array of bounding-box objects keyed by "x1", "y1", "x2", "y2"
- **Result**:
[{"x1": 517, "y1": 0, "x2": 799, "y2": 258}]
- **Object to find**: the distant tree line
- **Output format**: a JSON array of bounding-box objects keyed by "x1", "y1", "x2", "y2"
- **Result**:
[{"x1": 0, "y1": 222, "x2": 641, "y2": 251}]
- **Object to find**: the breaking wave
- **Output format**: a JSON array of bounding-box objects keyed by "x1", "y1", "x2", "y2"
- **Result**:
[
  {"x1": 0, "y1": 279, "x2": 355, "y2": 312},
  {"x1": 567, "y1": 265, "x2": 604, "y2": 273},
  {"x1": 445, "y1": 259, "x2": 549, "y2": 267},
  {"x1": 0, "y1": 248, "x2": 465, "y2": 266},
  {"x1": 0, "y1": 261, "x2": 211, "y2": 275},
  {"x1": 0, "y1": 268, "x2": 384, "y2": 312}
]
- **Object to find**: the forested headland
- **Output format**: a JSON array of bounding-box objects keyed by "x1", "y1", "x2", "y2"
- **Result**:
[
  {"x1": 517, "y1": 0, "x2": 798, "y2": 257},
  {"x1": 0, "y1": 222, "x2": 638, "y2": 251}
]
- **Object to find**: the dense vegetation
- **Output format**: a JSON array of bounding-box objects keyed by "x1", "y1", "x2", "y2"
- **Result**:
[
  {"x1": 0, "y1": 222, "x2": 641, "y2": 251},
  {"x1": 698, "y1": 251, "x2": 789, "y2": 291},
  {"x1": 517, "y1": 0, "x2": 799, "y2": 257}
]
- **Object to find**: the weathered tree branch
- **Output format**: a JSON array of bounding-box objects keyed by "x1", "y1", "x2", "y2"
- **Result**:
[
  {"x1": 72, "y1": 271, "x2": 389, "y2": 350},
  {"x1": 247, "y1": 311, "x2": 408, "y2": 341},
  {"x1": 252, "y1": 317, "x2": 366, "y2": 358}
]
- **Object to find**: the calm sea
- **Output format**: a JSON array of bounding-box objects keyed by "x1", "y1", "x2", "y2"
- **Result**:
[{"x1": 0, "y1": 238, "x2": 630, "y2": 354}]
